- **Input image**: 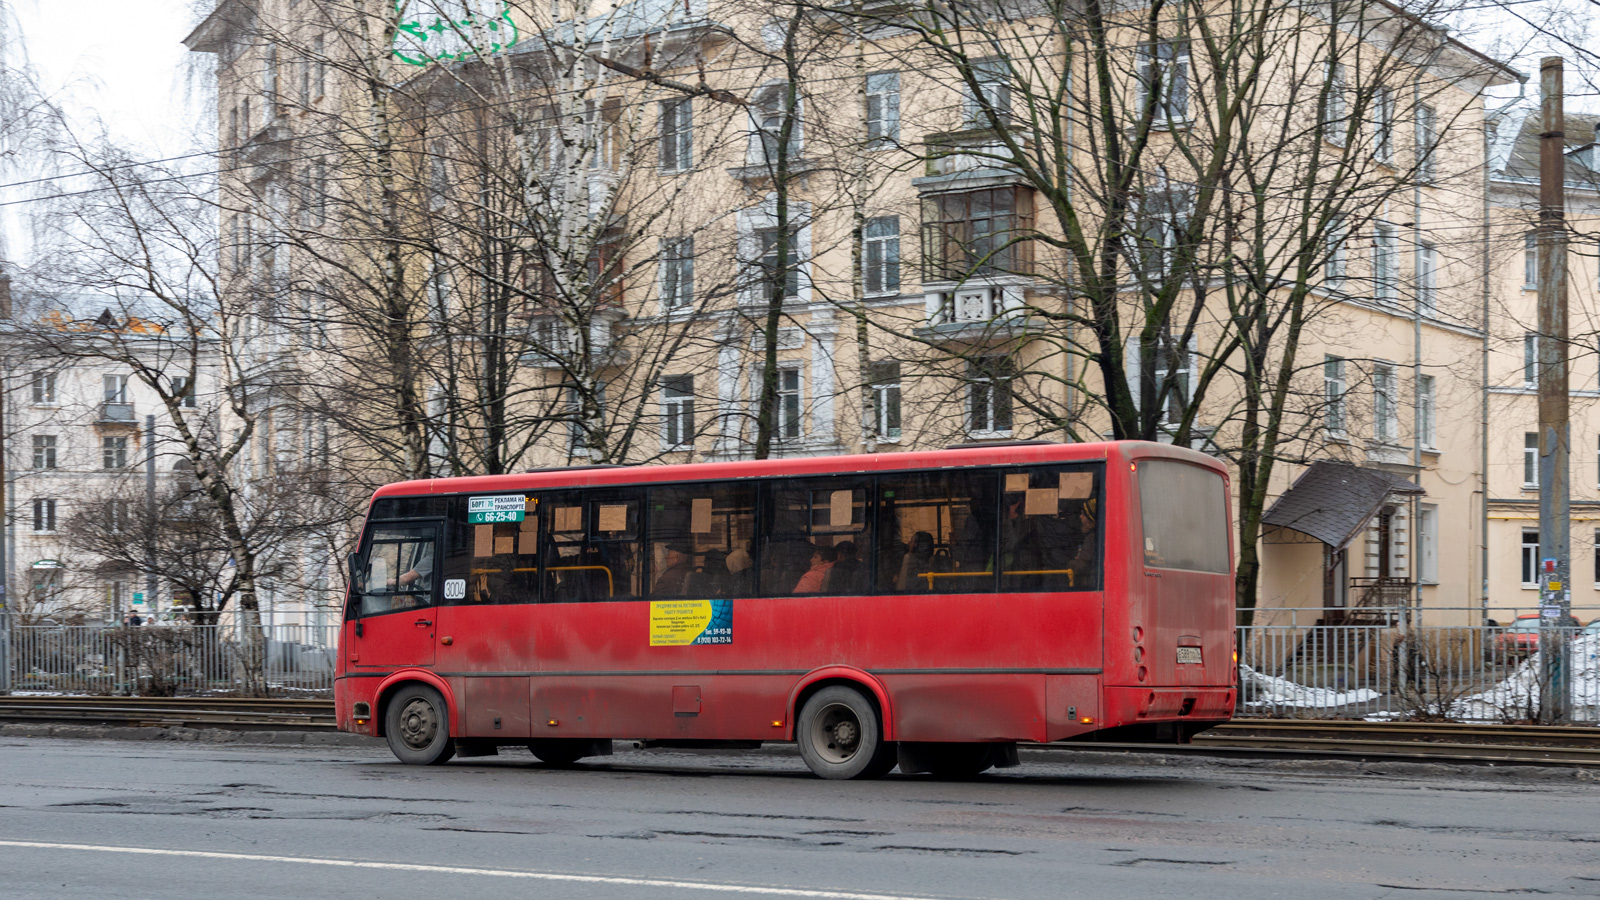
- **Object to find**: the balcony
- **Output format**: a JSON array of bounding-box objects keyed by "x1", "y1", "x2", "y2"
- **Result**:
[
  {"x1": 913, "y1": 279, "x2": 1032, "y2": 345},
  {"x1": 520, "y1": 307, "x2": 630, "y2": 369},
  {"x1": 921, "y1": 127, "x2": 1033, "y2": 180},
  {"x1": 97, "y1": 401, "x2": 137, "y2": 425}
]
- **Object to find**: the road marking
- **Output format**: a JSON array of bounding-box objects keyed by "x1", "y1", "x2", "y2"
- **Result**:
[{"x1": 0, "y1": 840, "x2": 948, "y2": 900}]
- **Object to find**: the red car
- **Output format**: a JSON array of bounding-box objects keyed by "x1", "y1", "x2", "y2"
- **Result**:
[{"x1": 1494, "y1": 613, "x2": 1582, "y2": 659}]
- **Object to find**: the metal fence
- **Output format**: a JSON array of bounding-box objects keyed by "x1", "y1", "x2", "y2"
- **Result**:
[
  {"x1": 5, "y1": 623, "x2": 337, "y2": 697},
  {"x1": 1238, "y1": 609, "x2": 1600, "y2": 723},
  {"x1": 5, "y1": 614, "x2": 1600, "y2": 724}
]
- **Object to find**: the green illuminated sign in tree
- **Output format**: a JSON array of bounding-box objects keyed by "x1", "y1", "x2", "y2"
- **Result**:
[{"x1": 393, "y1": 1, "x2": 519, "y2": 67}]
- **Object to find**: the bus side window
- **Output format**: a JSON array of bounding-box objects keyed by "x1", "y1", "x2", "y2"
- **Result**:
[
  {"x1": 877, "y1": 470, "x2": 998, "y2": 594},
  {"x1": 999, "y1": 465, "x2": 1101, "y2": 592},
  {"x1": 760, "y1": 477, "x2": 872, "y2": 596},
  {"x1": 541, "y1": 490, "x2": 643, "y2": 602},
  {"x1": 647, "y1": 482, "x2": 757, "y2": 599}
]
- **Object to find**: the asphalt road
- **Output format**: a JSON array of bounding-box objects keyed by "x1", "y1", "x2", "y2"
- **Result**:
[{"x1": 0, "y1": 737, "x2": 1596, "y2": 900}]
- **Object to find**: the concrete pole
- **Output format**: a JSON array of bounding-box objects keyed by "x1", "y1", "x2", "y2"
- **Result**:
[
  {"x1": 1536, "y1": 57, "x2": 1570, "y2": 724},
  {"x1": 145, "y1": 414, "x2": 157, "y2": 618}
]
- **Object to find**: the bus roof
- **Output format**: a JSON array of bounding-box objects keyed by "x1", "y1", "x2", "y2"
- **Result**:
[{"x1": 370, "y1": 440, "x2": 1224, "y2": 501}]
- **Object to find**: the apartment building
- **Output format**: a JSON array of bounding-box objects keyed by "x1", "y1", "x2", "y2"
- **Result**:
[
  {"x1": 182, "y1": 1, "x2": 1600, "y2": 626},
  {"x1": 3, "y1": 296, "x2": 219, "y2": 625}
]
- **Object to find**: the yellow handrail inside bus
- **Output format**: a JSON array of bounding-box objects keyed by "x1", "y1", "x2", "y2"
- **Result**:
[
  {"x1": 548, "y1": 565, "x2": 615, "y2": 596},
  {"x1": 917, "y1": 569, "x2": 1074, "y2": 589}
]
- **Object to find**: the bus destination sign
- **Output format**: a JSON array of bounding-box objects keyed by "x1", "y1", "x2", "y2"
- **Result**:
[{"x1": 467, "y1": 495, "x2": 526, "y2": 524}]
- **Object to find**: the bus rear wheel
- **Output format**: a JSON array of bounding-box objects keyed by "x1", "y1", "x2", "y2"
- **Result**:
[
  {"x1": 385, "y1": 684, "x2": 456, "y2": 766},
  {"x1": 796, "y1": 686, "x2": 897, "y2": 780}
]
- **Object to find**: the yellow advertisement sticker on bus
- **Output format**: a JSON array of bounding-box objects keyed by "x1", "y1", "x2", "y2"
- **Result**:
[{"x1": 650, "y1": 599, "x2": 733, "y2": 646}]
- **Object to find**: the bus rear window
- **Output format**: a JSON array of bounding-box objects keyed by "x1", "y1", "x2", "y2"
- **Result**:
[{"x1": 1137, "y1": 460, "x2": 1229, "y2": 573}]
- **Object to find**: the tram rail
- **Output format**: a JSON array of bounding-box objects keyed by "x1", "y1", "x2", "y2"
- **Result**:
[{"x1": 3, "y1": 697, "x2": 1599, "y2": 766}]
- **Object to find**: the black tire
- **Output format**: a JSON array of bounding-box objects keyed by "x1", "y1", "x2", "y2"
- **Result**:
[
  {"x1": 384, "y1": 683, "x2": 456, "y2": 766},
  {"x1": 921, "y1": 743, "x2": 998, "y2": 779},
  {"x1": 527, "y1": 740, "x2": 590, "y2": 765},
  {"x1": 796, "y1": 685, "x2": 897, "y2": 780}
]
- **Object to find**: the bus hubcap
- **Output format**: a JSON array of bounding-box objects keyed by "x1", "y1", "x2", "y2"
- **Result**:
[
  {"x1": 398, "y1": 698, "x2": 439, "y2": 750},
  {"x1": 812, "y1": 704, "x2": 862, "y2": 764}
]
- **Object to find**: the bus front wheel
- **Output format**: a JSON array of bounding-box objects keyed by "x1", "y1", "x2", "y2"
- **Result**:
[
  {"x1": 796, "y1": 686, "x2": 897, "y2": 780},
  {"x1": 385, "y1": 684, "x2": 456, "y2": 766}
]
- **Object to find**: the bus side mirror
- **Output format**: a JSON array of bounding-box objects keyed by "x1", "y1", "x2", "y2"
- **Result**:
[
  {"x1": 347, "y1": 552, "x2": 364, "y2": 637},
  {"x1": 347, "y1": 552, "x2": 361, "y2": 592}
]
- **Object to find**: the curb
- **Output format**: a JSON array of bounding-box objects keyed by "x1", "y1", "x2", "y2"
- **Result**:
[{"x1": 0, "y1": 722, "x2": 377, "y2": 748}]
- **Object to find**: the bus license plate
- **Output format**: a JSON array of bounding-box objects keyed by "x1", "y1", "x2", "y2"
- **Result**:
[{"x1": 1176, "y1": 647, "x2": 1203, "y2": 665}]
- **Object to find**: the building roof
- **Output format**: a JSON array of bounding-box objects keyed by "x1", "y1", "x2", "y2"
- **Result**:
[
  {"x1": 1262, "y1": 460, "x2": 1424, "y2": 549},
  {"x1": 1492, "y1": 109, "x2": 1600, "y2": 185}
]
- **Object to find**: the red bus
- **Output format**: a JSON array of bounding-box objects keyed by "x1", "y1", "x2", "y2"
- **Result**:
[{"x1": 335, "y1": 440, "x2": 1235, "y2": 779}]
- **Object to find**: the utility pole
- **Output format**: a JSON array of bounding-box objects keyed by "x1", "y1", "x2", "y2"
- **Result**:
[
  {"x1": 1536, "y1": 56, "x2": 1570, "y2": 725},
  {"x1": 145, "y1": 414, "x2": 157, "y2": 619},
  {"x1": 0, "y1": 272, "x2": 11, "y2": 694}
]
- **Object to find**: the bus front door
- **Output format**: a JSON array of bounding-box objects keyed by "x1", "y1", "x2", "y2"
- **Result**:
[{"x1": 349, "y1": 521, "x2": 442, "y2": 669}]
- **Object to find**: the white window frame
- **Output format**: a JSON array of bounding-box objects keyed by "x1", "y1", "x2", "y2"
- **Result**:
[
  {"x1": 865, "y1": 71, "x2": 900, "y2": 145},
  {"x1": 1372, "y1": 86, "x2": 1394, "y2": 163},
  {"x1": 1521, "y1": 529, "x2": 1540, "y2": 587},
  {"x1": 1322, "y1": 62, "x2": 1347, "y2": 146},
  {"x1": 1524, "y1": 332, "x2": 1539, "y2": 388},
  {"x1": 662, "y1": 375, "x2": 695, "y2": 451},
  {"x1": 1415, "y1": 103, "x2": 1437, "y2": 182},
  {"x1": 103, "y1": 374, "x2": 129, "y2": 403},
  {"x1": 1325, "y1": 215, "x2": 1346, "y2": 285},
  {"x1": 1373, "y1": 362, "x2": 1398, "y2": 443},
  {"x1": 748, "y1": 81, "x2": 802, "y2": 165},
  {"x1": 32, "y1": 434, "x2": 57, "y2": 470},
  {"x1": 863, "y1": 216, "x2": 901, "y2": 296},
  {"x1": 103, "y1": 435, "x2": 128, "y2": 470},
  {"x1": 658, "y1": 236, "x2": 695, "y2": 311},
  {"x1": 1416, "y1": 241, "x2": 1437, "y2": 314},
  {"x1": 1417, "y1": 373, "x2": 1436, "y2": 450},
  {"x1": 736, "y1": 199, "x2": 812, "y2": 305},
  {"x1": 1373, "y1": 222, "x2": 1398, "y2": 301},
  {"x1": 967, "y1": 356, "x2": 1014, "y2": 437},
  {"x1": 1417, "y1": 503, "x2": 1438, "y2": 584},
  {"x1": 774, "y1": 365, "x2": 804, "y2": 442},
  {"x1": 1136, "y1": 41, "x2": 1190, "y2": 127},
  {"x1": 659, "y1": 98, "x2": 693, "y2": 172},
  {"x1": 870, "y1": 361, "x2": 901, "y2": 441},
  {"x1": 1524, "y1": 232, "x2": 1538, "y2": 289},
  {"x1": 32, "y1": 371, "x2": 57, "y2": 405},
  {"x1": 32, "y1": 498, "x2": 57, "y2": 534},
  {"x1": 1325, "y1": 356, "x2": 1346, "y2": 439},
  {"x1": 1524, "y1": 431, "x2": 1539, "y2": 488},
  {"x1": 963, "y1": 57, "x2": 1011, "y2": 125}
]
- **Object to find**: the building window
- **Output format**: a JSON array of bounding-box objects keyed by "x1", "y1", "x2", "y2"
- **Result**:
[
  {"x1": 659, "y1": 98, "x2": 693, "y2": 171},
  {"x1": 1373, "y1": 363, "x2": 1398, "y2": 443},
  {"x1": 870, "y1": 361, "x2": 901, "y2": 440},
  {"x1": 32, "y1": 371, "x2": 57, "y2": 404},
  {"x1": 659, "y1": 236, "x2": 695, "y2": 310},
  {"x1": 1416, "y1": 241, "x2": 1437, "y2": 314},
  {"x1": 662, "y1": 375, "x2": 695, "y2": 450},
  {"x1": 921, "y1": 187, "x2": 1034, "y2": 281},
  {"x1": 1325, "y1": 356, "x2": 1346, "y2": 438},
  {"x1": 32, "y1": 498, "x2": 57, "y2": 533},
  {"x1": 1372, "y1": 86, "x2": 1394, "y2": 163},
  {"x1": 753, "y1": 227, "x2": 802, "y2": 301},
  {"x1": 103, "y1": 436, "x2": 129, "y2": 470},
  {"x1": 103, "y1": 374, "x2": 128, "y2": 403},
  {"x1": 1524, "y1": 432, "x2": 1538, "y2": 487},
  {"x1": 1417, "y1": 374, "x2": 1435, "y2": 449},
  {"x1": 968, "y1": 356, "x2": 1014, "y2": 436},
  {"x1": 863, "y1": 216, "x2": 901, "y2": 295},
  {"x1": 1324, "y1": 216, "x2": 1346, "y2": 285},
  {"x1": 1322, "y1": 62, "x2": 1346, "y2": 145},
  {"x1": 108, "y1": 499, "x2": 132, "y2": 534},
  {"x1": 314, "y1": 35, "x2": 326, "y2": 98},
  {"x1": 776, "y1": 366, "x2": 803, "y2": 441},
  {"x1": 749, "y1": 82, "x2": 801, "y2": 164},
  {"x1": 865, "y1": 71, "x2": 900, "y2": 144},
  {"x1": 963, "y1": 57, "x2": 1010, "y2": 125},
  {"x1": 1521, "y1": 530, "x2": 1539, "y2": 587},
  {"x1": 1594, "y1": 528, "x2": 1599, "y2": 587},
  {"x1": 1136, "y1": 41, "x2": 1189, "y2": 125},
  {"x1": 171, "y1": 375, "x2": 197, "y2": 408},
  {"x1": 1524, "y1": 332, "x2": 1539, "y2": 387},
  {"x1": 1415, "y1": 104, "x2": 1437, "y2": 182},
  {"x1": 262, "y1": 43, "x2": 278, "y2": 121},
  {"x1": 1373, "y1": 223, "x2": 1397, "y2": 301},
  {"x1": 1524, "y1": 232, "x2": 1538, "y2": 288},
  {"x1": 32, "y1": 435, "x2": 57, "y2": 470},
  {"x1": 1417, "y1": 504, "x2": 1438, "y2": 584}
]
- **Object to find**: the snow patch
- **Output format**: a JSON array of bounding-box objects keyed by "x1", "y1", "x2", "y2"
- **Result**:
[
  {"x1": 1238, "y1": 664, "x2": 1380, "y2": 709},
  {"x1": 1451, "y1": 632, "x2": 1600, "y2": 722}
]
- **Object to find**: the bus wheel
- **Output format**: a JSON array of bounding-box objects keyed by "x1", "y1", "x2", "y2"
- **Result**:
[
  {"x1": 797, "y1": 686, "x2": 897, "y2": 780},
  {"x1": 385, "y1": 684, "x2": 456, "y2": 766}
]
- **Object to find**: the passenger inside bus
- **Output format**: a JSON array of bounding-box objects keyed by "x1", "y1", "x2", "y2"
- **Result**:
[
  {"x1": 654, "y1": 543, "x2": 694, "y2": 595},
  {"x1": 824, "y1": 540, "x2": 866, "y2": 593},
  {"x1": 792, "y1": 545, "x2": 837, "y2": 593}
]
